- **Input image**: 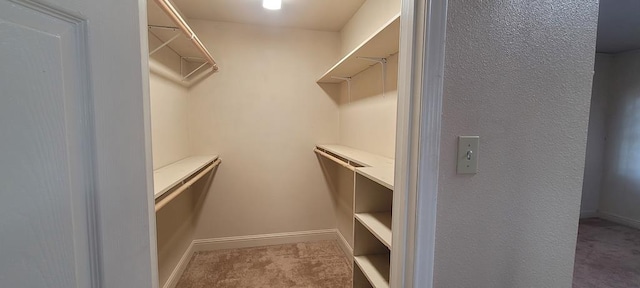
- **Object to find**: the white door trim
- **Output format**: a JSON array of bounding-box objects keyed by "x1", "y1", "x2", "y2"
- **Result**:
[{"x1": 391, "y1": 0, "x2": 448, "y2": 287}]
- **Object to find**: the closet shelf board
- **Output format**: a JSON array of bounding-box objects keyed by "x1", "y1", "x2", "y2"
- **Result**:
[
  {"x1": 317, "y1": 14, "x2": 400, "y2": 83},
  {"x1": 148, "y1": 28, "x2": 203, "y2": 61},
  {"x1": 153, "y1": 155, "x2": 218, "y2": 199},
  {"x1": 354, "y1": 255, "x2": 390, "y2": 288},
  {"x1": 148, "y1": 0, "x2": 203, "y2": 62},
  {"x1": 357, "y1": 166, "x2": 394, "y2": 190},
  {"x1": 355, "y1": 212, "x2": 392, "y2": 249},
  {"x1": 316, "y1": 144, "x2": 393, "y2": 167},
  {"x1": 317, "y1": 144, "x2": 394, "y2": 189}
]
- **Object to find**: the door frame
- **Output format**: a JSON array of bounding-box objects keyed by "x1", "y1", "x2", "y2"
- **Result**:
[
  {"x1": 391, "y1": 0, "x2": 448, "y2": 287},
  {"x1": 124, "y1": 0, "x2": 448, "y2": 286}
]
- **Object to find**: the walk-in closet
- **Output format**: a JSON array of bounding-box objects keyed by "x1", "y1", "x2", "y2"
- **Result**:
[{"x1": 147, "y1": 0, "x2": 401, "y2": 287}]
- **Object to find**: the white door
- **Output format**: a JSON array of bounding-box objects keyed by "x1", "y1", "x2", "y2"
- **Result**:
[{"x1": 0, "y1": 0, "x2": 157, "y2": 287}]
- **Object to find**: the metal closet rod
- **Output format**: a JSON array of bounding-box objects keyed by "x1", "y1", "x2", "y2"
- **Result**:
[
  {"x1": 153, "y1": 0, "x2": 218, "y2": 71},
  {"x1": 314, "y1": 148, "x2": 356, "y2": 172},
  {"x1": 155, "y1": 158, "x2": 221, "y2": 212}
]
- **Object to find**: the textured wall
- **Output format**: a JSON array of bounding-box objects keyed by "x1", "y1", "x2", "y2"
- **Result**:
[
  {"x1": 599, "y1": 49, "x2": 640, "y2": 226},
  {"x1": 435, "y1": 1, "x2": 598, "y2": 287},
  {"x1": 187, "y1": 21, "x2": 342, "y2": 239},
  {"x1": 580, "y1": 54, "x2": 612, "y2": 218},
  {"x1": 339, "y1": 0, "x2": 401, "y2": 55}
]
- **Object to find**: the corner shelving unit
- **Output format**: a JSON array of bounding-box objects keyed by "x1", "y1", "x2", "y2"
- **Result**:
[
  {"x1": 315, "y1": 144, "x2": 394, "y2": 288},
  {"x1": 317, "y1": 13, "x2": 400, "y2": 84},
  {"x1": 315, "y1": 11, "x2": 401, "y2": 288},
  {"x1": 154, "y1": 155, "x2": 220, "y2": 212}
]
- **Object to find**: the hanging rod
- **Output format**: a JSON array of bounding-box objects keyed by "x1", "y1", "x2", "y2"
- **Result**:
[
  {"x1": 155, "y1": 158, "x2": 221, "y2": 212},
  {"x1": 153, "y1": 0, "x2": 218, "y2": 71},
  {"x1": 314, "y1": 148, "x2": 356, "y2": 172}
]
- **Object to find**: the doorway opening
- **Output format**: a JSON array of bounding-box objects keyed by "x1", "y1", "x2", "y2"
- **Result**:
[{"x1": 574, "y1": 0, "x2": 640, "y2": 286}]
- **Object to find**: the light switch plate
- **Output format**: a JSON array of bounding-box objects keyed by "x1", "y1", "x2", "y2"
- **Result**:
[{"x1": 457, "y1": 136, "x2": 479, "y2": 174}]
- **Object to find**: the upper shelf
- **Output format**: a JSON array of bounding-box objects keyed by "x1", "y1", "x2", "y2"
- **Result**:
[
  {"x1": 317, "y1": 14, "x2": 400, "y2": 84},
  {"x1": 153, "y1": 155, "x2": 218, "y2": 199},
  {"x1": 147, "y1": 0, "x2": 217, "y2": 73},
  {"x1": 316, "y1": 144, "x2": 394, "y2": 189},
  {"x1": 148, "y1": 26, "x2": 201, "y2": 63}
]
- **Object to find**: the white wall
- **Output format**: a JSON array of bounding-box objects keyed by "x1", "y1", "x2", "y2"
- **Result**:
[
  {"x1": 340, "y1": 0, "x2": 401, "y2": 55},
  {"x1": 148, "y1": 34, "x2": 193, "y2": 287},
  {"x1": 155, "y1": 186, "x2": 198, "y2": 287},
  {"x1": 580, "y1": 54, "x2": 612, "y2": 218},
  {"x1": 339, "y1": 53, "x2": 398, "y2": 158},
  {"x1": 187, "y1": 21, "x2": 342, "y2": 239},
  {"x1": 336, "y1": 0, "x2": 400, "y2": 158},
  {"x1": 149, "y1": 75, "x2": 190, "y2": 169},
  {"x1": 599, "y1": 49, "x2": 640, "y2": 227},
  {"x1": 434, "y1": 1, "x2": 598, "y2": 287},
  {"x1": 149, "y1": 34, "x2": 190, "y2": 169}
]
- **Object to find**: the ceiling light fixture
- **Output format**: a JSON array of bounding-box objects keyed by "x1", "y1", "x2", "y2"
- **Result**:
[{"x1": 262, "y1": 0, "x2": 281, "y2": 10}]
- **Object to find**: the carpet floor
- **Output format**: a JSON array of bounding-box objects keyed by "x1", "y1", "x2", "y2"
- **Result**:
[
  {"x1": 573, "y1": 218, "x2": 640, "y2": 288},
  {"x1": 175, "y1": 240, "x2": 352, "y2": 288}
]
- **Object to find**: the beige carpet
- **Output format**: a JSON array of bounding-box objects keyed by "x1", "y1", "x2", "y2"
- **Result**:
[
  {"x1": 573, "y1": 218, "x2": 640, "y2": 288},
  {"x1": 176, "y1": 240, "x2": 352, "y2": 288}
]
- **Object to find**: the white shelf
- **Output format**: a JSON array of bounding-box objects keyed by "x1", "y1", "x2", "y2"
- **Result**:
[
  {"x1": 316, "y1": 144, "x2": 393, "y2": 168},
  {"x1": 153, "y1": 155, "x2": 218, "y2": 199},
  {"x1": 147, "y1": 0, "x2": 217, "y2": 84},
  {"x1": 357, "y1": 166, "x2": 394, "y2": 190},
  {"x1": 316, "y1": 144, "x2": 394, "y2": 189},
  {"x1": 355, "y1": 212, "x2": 392, "y2": 249},
  {"x1": 148, "y1": 29, "x2": 202, "y2": 63},
  {"x1": 354, "y1": 255, "x2": 390, "y2": 288},
  {"x1": 317, "y1": 14, "x2": 400, "y2": 83},
  {"x1": 147, "y1": 0, "x2": 203, "y2": 61}
]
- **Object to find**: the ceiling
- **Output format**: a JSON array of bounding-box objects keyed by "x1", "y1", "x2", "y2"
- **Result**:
[
  {"x1": 149, "y1": 0, "x2": 366, "y2": 32},
  {"x1": 596, "y1": 0, "x2": 640, "y2": 53}
]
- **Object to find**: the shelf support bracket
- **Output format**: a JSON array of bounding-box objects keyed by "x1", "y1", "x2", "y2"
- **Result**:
[
  {"x1": 148, "y1": 26, "x2": 181, "y2": 56},
  {"x1": 180, "y1": 57, "x2": 210, "y2": 81},
  {"x1": 149, "y1": 32, "x2": 180, "y2": 56},
  {"x1": 357, "y1": 57, "x2": 388, "y2": 97},
  {"x1": 331, "y1": 76, "x2": 352, "y2": 103}
]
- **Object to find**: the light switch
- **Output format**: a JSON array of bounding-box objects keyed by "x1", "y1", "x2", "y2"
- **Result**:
[{"x1": 457, "y1": 136, "x2": 479, "y2": 174}]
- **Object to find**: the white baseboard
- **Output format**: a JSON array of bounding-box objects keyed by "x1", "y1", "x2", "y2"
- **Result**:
[
  {"x1": 598, "y1": 211, "x2": 640, "y2": 230},
  {"x1": 335, "y1": 230, "x2": 354, "y2": 270},
  {"x1": 192, "y1": 229, "x2": 340, "y2": 252},
  {"x1": 580, "y1": 210, "x2": 598, "y2": 219},
  {"x1": 163, "y1": 229, "x2": 350, "y2": 287},
  {"x1": 162, "y1": 241, "x2": 194, "y2": 288},
  {"x1": 335, "y1": 230, "x2": 353, "y2": 258}
]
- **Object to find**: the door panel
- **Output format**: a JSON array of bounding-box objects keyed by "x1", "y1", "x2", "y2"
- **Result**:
[{"x1": 0, "y1": 2, "x2": 94, "y2": 287}]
